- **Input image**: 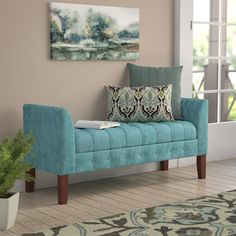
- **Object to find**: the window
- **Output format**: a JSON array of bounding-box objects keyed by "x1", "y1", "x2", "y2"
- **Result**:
[{"x1": 192, "y1": 0, "x2": 236, "y2": 123}]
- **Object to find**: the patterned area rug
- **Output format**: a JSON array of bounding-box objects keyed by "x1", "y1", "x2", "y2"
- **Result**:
[{"x1": 22, "y1": 190, "x2": 236, "y2": 236}]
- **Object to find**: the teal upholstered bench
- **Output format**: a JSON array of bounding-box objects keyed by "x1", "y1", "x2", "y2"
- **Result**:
[{"x1": 23, "y1": 98, "x2": 208, "y2": 204}]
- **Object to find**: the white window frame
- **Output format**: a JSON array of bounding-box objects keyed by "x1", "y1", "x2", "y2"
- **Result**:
[{"x1": 175, "y1": 0, "x2": 236, "y2": 124}]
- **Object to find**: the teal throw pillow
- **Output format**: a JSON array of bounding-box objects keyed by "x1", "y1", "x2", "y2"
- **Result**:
[
  {"x1": 106, "y1": 85, "x2": 174, "y2": 122},
  {"x1": 127, "y1": 63, "x2": 182, "y2": 119}
]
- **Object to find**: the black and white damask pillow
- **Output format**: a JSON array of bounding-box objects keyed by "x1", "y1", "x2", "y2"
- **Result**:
[{"x1": 106, "y1": 85, "x2": 174, "y2": 122}]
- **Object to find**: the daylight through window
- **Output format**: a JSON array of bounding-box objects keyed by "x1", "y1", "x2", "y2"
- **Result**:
[{"x1": 192, "y1": 0, "x2": 236, "y2": 123}]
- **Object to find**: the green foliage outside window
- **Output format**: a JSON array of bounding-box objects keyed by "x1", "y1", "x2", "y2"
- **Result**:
[{"x1": 193, "y1": 21, "x2": 236, "y2": 121}]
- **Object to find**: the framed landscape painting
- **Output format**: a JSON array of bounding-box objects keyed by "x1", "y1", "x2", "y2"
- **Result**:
[{"x1": 50, "y1": 2, "x2": 139, "y2": 60}]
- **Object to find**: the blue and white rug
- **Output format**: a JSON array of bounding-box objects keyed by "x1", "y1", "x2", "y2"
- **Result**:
[{"x1": 22, "y1": 189, "x2": 236, "y2": 236}]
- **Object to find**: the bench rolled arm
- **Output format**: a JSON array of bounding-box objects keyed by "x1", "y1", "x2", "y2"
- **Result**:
[
  {"x1": 181, "y1": 98, "x2": 208, "y2": 155},
  {"x1": 23, "y1": 104, "x2": 75, "y2": 175}
]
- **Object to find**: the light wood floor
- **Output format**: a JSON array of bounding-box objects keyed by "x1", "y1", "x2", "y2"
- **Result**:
[{"x1": 1, "y1": 158, "x2": 236, "y2": 235}]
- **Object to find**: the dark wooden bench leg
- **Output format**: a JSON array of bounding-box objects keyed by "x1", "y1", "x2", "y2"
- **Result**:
[
  {"x1": 197, "y1": 155, "x2": 206, "y2": 179},
  {"x1": 25, "y1": 168, "x2": 35, "y2": 192},
  {"x1": 160, "y1": 160, "x2": 169, "y2": 171},
  {"x1": 58, "y1": 175, "x2": 68, "y2": 204}
]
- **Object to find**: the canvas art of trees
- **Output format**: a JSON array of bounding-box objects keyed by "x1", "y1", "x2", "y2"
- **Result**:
[{"x1": 50, "y1": 3, "x2": 139, "y2": 60}]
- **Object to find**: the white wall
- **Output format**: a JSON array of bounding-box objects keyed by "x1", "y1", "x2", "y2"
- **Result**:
[{"x1": 174, "y1": 0, "x2": 193, "y2": 98}]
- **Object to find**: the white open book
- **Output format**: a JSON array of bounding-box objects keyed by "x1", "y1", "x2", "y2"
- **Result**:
[{"x1": 75, "y1": 120, "x2": 120, "y2": 129}]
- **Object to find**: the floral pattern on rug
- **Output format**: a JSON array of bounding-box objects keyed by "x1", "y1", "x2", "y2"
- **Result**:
[{"x1": 22, "y1": 189, "x2": 236, "y2": 236}]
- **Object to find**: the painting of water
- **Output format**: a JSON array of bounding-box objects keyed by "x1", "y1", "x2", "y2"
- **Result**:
[{"x1": 50, "y1": 2, "x2": 139, "y2": 60}]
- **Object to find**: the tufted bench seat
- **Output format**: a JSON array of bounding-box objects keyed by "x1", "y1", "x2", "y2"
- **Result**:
[
  {"x1": 75, "y1": 121, "x2": 197, "y2": 153},
  {"x1": 74, "y1": 121, "x2": 197, "y2": 173},
  {"x1": 23, "y1": 98, "x2": 208, "y2": 204}
]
